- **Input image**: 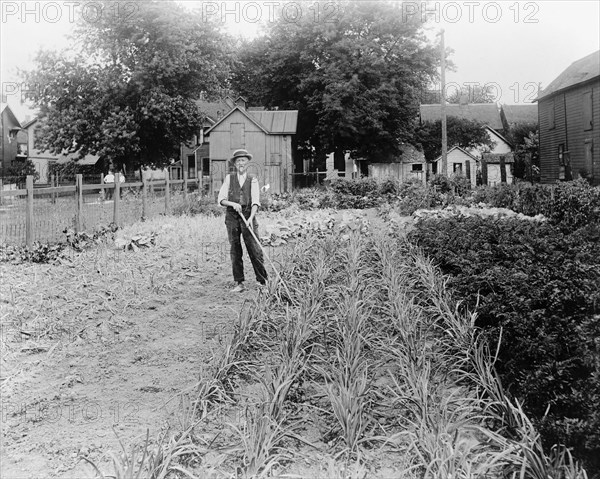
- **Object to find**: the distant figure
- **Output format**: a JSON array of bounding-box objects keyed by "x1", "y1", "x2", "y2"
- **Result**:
[
  {"x1": 104, "y1": 170, "x2": 125, "y2": 200},
  {"x1": 104, "y1": 171, "x2": 115, "y2": 200}
]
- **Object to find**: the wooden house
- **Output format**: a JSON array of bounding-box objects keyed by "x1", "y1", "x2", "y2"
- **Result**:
[
  {"x1": 180, "y1": 98, "x2": 234, "y2": 192},
  {"x1": 430, "y1": 146, "x2": 479, "y2": 186},
  {"x1": 420, "y1": 103, "x2": 515, "y2": 185},
  {"x1": 536, "y1": 50, "x2": 600, "y2": 184},
  {"x1": 369, "y1": 145, "x2": 427, "y2": 184},
  {"x1": 0, "y1": 103, "x2": 26, "y2": 176},
  {"x1": 477, "y1": 127, "x2": 514, "y2": 186},
  {"x1": 204, "y1": 98, "x2": 298, "y2": 194}
]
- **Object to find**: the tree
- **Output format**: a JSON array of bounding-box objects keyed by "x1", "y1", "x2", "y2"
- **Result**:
[
  {"x1": 231, "y1": 1, "x2": 439, "y2": 170},
  {"x1": 506, "y1": 122, "x2": 539, "y2": 183},
  {"x1": 6, "y1": 159, "x2": 39, "y2": 188},
  {"x1": 416, "y1": 117, "x2": 495, "y2": 162},
  {"x1": 25, "y1": 0, "x2": 232, "y2": 172}
]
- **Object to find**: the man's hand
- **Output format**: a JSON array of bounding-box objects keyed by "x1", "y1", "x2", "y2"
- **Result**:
[{"x1": 231, "y1": 202, "x2": 242, "y2": 213}]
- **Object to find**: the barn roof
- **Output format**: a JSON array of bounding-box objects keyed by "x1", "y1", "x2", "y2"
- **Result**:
[
  {"x1": 205, "y1": 106, "x2": 298, "y2": 135},
  {"x1": 501, "y1": 104, "x2": 538, "y2": 125},
  {"x1": 248, "y1": 110, "x2": 298, "y2": 134},
  {"x1": 537, "y1": 50, "x2": 600, "y2": 100},
  {"x1": 420, "y1": 103, "x2": 503, "y2": 130}
]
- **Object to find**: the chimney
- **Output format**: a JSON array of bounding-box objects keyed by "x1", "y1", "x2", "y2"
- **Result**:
[{"x1": 235, "y1": 96, "x2": 247, "y2": 109}]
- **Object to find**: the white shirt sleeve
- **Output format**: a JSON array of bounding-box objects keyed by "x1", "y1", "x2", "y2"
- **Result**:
[
  {"x1": 251, "y1": 176, "x2": 260, "y2": 208},
  {"x1": 217, "y1": 175, "x2": 230, "y2": 206}
]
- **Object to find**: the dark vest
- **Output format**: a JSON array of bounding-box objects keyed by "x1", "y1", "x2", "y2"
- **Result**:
[{"x1": 228, "y1": 173, "x2": 254, "y2": 207}]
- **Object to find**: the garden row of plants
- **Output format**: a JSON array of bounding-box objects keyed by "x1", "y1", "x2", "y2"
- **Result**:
[
  {"x1": 88, "y1": 227, "x2": 590, "y2": 477},
  {"x1": 401, "y1": 179, "x2": 600, "y2": 474},
  {"x1": 262, "y1": 177, "x2": 599, "y2": 229}
]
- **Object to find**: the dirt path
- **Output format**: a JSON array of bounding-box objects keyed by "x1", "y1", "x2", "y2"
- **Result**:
[{"x1": 1, "y1": 216, "x2": 265, "y2": 479}]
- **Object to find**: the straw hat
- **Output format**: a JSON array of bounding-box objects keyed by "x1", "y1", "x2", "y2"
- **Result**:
[{"x1": 230, "y1": 149, "x2": 253, "y2": 163}]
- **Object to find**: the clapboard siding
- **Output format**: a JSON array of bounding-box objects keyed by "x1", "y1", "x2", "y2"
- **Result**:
[
  {"x1": 539, "y1": 78, "x2": 600, "y2": 184},
  {"x1": 207, "y1": 109, "x2": 295, "y2": 194}
]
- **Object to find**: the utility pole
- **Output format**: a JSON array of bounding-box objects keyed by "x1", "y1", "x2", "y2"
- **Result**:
[{"x1": 440, "y1": 29, "x2": 448, "y2": 176}]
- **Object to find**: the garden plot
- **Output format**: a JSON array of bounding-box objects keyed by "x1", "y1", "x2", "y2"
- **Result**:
[{"x1": 0, "y1": 210, "x2": 587, "y2": 478}]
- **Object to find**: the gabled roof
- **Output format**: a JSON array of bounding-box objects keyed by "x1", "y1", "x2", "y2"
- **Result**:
[
  {"x1": 501, "y1": 104, "x2": 538, "y2": 125},
  {"x1": 485, "y1": 126, "x2": 513, "y2": 148},
  {"x1": 432, "y1": 146, "x2": 479, "y2": 163},
  {"x1": 420, "y1": 103, "x2": 503, "y2": 130},
  {"x1": 194, "y1": 99, "x2": 232, "y2": 124},
  {"x1": 205, "y1": 106, "x2": 298, "y2": 135},
  {"x1": 537, "y1": 50, "x2": 600, "y2": 100},
  {"x1": 0, "y1": 103, "x2": 21, "y2": 127}
]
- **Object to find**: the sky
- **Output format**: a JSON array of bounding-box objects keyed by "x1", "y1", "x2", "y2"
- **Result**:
[{"x1": 1, "y1": 0, "x2": 599, "y2": 119}]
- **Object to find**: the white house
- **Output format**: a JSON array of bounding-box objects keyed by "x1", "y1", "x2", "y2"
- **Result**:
[
  {"x1": 431, "y1": 146, "x2": 479, "y2": 186},
  {"x1": 472, "y1": 127, "x2": 514, "y2": 186}
]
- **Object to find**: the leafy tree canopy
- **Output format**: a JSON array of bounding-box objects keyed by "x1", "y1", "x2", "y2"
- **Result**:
[
  {"x1": 230, "y1": 1, "x2": 439, "y2": 166},
  {"x1": 507, "y1": 122, "x2": 539, "y2": 182},
  {"x1": 416, "y1": 117, "x2": 495, "y2": 162},
  {"x1": 25, "y1": 0, "x2": 233, "y2": 171}
]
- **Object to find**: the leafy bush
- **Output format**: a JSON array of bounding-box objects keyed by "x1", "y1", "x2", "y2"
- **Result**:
[
  {"x1": 5, "y1": 158, "x2": 39, "y2": 187},
  {"x1": 172, "y1": 192, "x2": 223, "y2": 217},
  {"x1": 408, "y1": 216, "x2": 600, "y2": 471},
  {"x1": 471, "y1": 180, "x2": 600, "y2": 230},
  {"x1": 328, "y1": 177, "x2": 379, "y2": 197},
  {"x1": 0, "y1": 224, "x2": 118, "y2": 263}
]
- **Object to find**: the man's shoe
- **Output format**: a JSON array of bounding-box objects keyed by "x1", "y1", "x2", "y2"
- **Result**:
[{"x1": 231, "y1": 283, "x2": 245, "y2": 293}]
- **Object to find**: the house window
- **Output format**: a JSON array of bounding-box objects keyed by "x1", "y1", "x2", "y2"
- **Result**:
[
  {"x1": 187, "y1": 155, "x2": 196, "y2": 179},
  {"x1": 230, "y1": 123, "x2": 245, "y2": 149},
  {"x1": 549, "y1": 99, "x2": 555, "y2": 129},
  {"x1": 411, "y1": 164, "x2": 423, "y2": 171},
  {"x1": 202, "y1": 157, "x2": 210, "y2": 176},
  {"x1": 558, "y1": 144, "x2": 565, "y2": 166},
  {"x1": 583, "y1": 91, "x2": 593, "y2": 130},
  {"x1": 453, "y1": 163, "x2": 463, "y2": 173}
]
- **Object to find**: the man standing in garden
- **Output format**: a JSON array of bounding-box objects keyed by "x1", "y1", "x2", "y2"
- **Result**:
[{"x1": 217, "y1": 149, "x2": 268, "y2": 292}]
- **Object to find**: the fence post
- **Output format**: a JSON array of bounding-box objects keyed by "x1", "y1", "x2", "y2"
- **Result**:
[
  {"x1": 0, "y1": 178, "x2": 3, "y2": 206},
  {"x1": 26, "y1": 175, "x2": 34, "y2": 247},
  {"x1": 100, "y1": 173, "x2": 105, "y2": 201},
  {"x1": 114, "y1": 173, "x2": 121, "y2": 226},
  {"x1": 75, "y1": 174, "x2": 83, "y2": 232},
  {"x1": 165, "y1": 172, "x2": 171, "y2": 214},
  {"x1": 183, "y1": 168, "x2": 188, "y2": 206},
  {"x1": 50, "y1": 174, "x2": 56, "y2": 204},
  {"x1": 142, "y1": 175, "x2": 148, "y2": 218}
]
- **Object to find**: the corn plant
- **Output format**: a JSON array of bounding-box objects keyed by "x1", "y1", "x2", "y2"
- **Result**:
[
  {"x1": 227, "y1": 403, "x2": 294, "y2": 479},
  {"x1": 83, "y1": 428, "x2": 203, "y2": 479}
]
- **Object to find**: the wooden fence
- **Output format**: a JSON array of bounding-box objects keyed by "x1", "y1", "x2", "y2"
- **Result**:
[{"x1": 0, "y1": 173, "x2": 203, "y2": 247}]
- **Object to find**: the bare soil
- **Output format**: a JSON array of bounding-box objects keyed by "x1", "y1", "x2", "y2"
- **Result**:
[{"x1": 0, "y1": 216, "x2": 261, "y2": 478}]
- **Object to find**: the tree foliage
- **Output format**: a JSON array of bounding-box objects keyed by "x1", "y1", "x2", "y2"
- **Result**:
[
  {"x1": 25, "y1": 0, "x2": 232, "y2": 171},
  {"x1": 416, "y1": 117, "x2": 495, "y2": 162},
  {"x1": 231, "y1": 1, "x2": 439, "y2": 167},
  {"x1": 506, "y1": 122, "x2": 540, "y2": 183}
]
